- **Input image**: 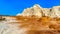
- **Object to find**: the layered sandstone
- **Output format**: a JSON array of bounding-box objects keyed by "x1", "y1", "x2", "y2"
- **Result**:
[
  {"x1": 17, "y1": 4, "x2": 60, "y2": 18},
  {"x1": 0, "y1": 4, "x2": 60, "y2": 34}
]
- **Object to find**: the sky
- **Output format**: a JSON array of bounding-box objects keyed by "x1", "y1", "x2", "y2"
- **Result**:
[{"x1": 0, "y1": 0, "x2": 60, "y2": 16}]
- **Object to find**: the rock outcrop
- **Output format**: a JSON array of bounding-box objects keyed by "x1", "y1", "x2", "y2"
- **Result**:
[
  {"x1": 17, "y1": 4, "x2": 60, "y2": 18},
  {"x1": 1, "y1": 4, "x2": 60, "y2": 34}
]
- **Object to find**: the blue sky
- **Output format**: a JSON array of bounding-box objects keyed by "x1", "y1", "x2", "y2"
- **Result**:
[{"x1": 0, "y1": 0, "x2": 60, "y2": 16}]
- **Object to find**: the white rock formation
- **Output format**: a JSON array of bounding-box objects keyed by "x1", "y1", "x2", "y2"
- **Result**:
[
  {"x1": 17, "y1": 4, "x2": 60, "y2": 18},
  {"x1": 32, "y1": 4, "x2": 43, "y2": 17},
  {"x1": 50, "y1": 6, "x2": 60, "y2": 18},
  {"x1": 17, "y1": 4, "x2": 43, "y2": 17}
]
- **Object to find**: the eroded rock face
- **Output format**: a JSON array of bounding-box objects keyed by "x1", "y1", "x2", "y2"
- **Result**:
[
  {"x1": 0, "y1": 16, "x2": 60, "y2": 34},
  {"x1": 17, "y1": 4, "x2": 43, "y2": 17},
  {"x1": 50, "y1": 6, "x2": 60, "y2": 18},
  {"x1": 17, "y1": 4, "x2": 60, "y2": 18},
  {"x1": 1, "y1": 4, "x2": 60, "y2": 34}
]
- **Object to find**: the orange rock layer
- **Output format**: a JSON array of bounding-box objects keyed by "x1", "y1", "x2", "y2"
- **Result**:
[
  {"x1": 1, "y1": 16, "x2": 60, "y2": 34},
  {"x1": 11, "y1": 16, "x2": 60, "y2": 34}
]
